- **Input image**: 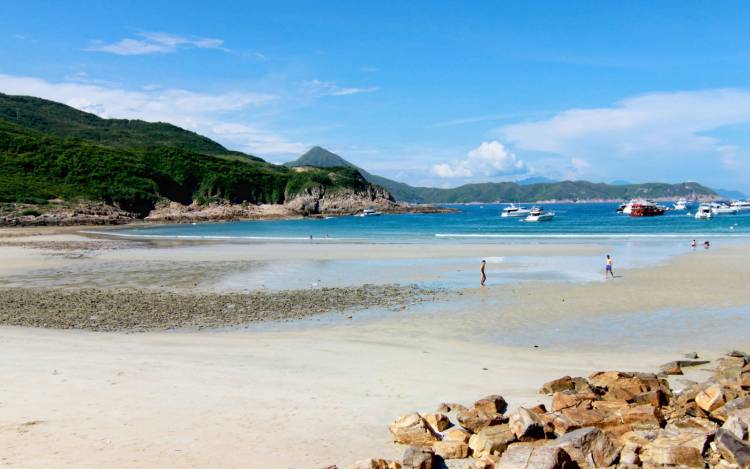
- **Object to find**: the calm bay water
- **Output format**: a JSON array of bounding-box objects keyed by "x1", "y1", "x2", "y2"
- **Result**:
[{"x1": 106, "y1": 203, "x2": 750, "y2": 242}]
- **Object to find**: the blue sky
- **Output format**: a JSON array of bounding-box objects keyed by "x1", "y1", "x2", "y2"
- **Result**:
[{"x1": 3, "y1": 1, "x2": 750, "y2": 191}]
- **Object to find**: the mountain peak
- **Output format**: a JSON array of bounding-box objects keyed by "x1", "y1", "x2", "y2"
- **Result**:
[{"x1": 286, "y1": 146, "x2": 355, "y2": 168}]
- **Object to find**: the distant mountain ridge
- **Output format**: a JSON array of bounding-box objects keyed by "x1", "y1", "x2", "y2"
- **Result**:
[{"x1": 284, "y1": 147, "x2": 718, "y2": 203}]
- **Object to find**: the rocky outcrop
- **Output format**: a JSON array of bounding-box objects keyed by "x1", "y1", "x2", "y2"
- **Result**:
[
  {"x1": 0, "y1": 201, "x2": 135, "y2": 226},
  {"x1": 347, "y1": 351, "x2": 750, "y2": 469},
  {"x1": 285, "y1": 184, "x2": 399, "y2": 216}
]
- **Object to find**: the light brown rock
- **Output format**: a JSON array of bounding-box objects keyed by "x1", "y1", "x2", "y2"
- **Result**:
[
  {"x1": 474, "y1": 395, "x2": 508, "y2": 415},
  {"x1": 437, "y1": 403, "x2": 469, "y2": 414},
  {"x1": 497, "y1": 444, "x2": 575, "y2": 469},
  {"x1": 389, "y1": 413, "x2": 439, "y2": 446},
  {"x1": 349, "y1": 459, "x2": 398, "y2": 469},
  {"x1": 546, "y1": 426, "x2": 621, "y2": 467},
  {"x1": 640, "y1": 429, "x2": 708, "y2": 468},
  {"x1": 443, "y1": 427, "x2": 472, "y2": 443},
  {"x1": 696, "y1": 384, "x2": 726, "y2": 412},
  {"x1": 666, "y1": 415, "x2": 719, "y2": 437},
  {"x1": 660, "y1": 361, "x2": 683, "y2": 375},
  {"x1": 457, "y1": 408, "x2": 505, "y2": 433},
  {"x1": 432, "y1": 441, "x2": 470, "y2": 459},
  {"x1": 423, "y1": 413, "x2": 452, "y2": 432},
  {"x1": 715, "y1": 428, "x2": 750, "y2": 467},
  {"x1": 722, "y1": 408, "x2": 750, "y2": 440},
  {"x1": 539, "y1": 376, "x2": 575, "y2": 395},
  {"x1": 468, "y1": 424, "x2": 516, "y2": 458},
  {"x1": 550, "y1": 390, "x2": 597, "y2": 411},
  {"x1": 402, "y1": 446, "x2": 434, "y2": 469},
  {"x1": 508, "y1": 407, "x2": 545, "y2": 441},
  {"x1": 714, "y1": 396, "x2": 750, "y2": 422}
]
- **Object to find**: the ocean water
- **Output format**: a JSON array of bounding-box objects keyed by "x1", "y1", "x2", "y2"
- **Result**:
[{"x1": 104, "y1": 203, "x2": 750, "y2": 242}]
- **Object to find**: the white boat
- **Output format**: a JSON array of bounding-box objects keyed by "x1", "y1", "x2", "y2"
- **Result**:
[
  {"x1": 673, "y1": 198, "x2": 688, "y2": 211},
  {"x1": 524, "y1": 207, "x2": 555, "y2": 222},
  {"x1": 500, "y1": 203, "x2": 531, "y2": 218},
  {"x1": 695, "y1": 205, "x2": 713, "y2": 220},
  {"x1": 358, "y1": 208, "x2": 382, "y2": 217},
  {"x1": 710, "y1": 203, "x2": 738, "y2": 215},
  {"x1": 730, "y1": 200, "x2": 750, "y2": 211}
]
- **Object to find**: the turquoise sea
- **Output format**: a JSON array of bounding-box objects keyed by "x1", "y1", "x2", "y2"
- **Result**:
[{"x1": 105, "y1": 203, "x2": 750, "y2": 241}]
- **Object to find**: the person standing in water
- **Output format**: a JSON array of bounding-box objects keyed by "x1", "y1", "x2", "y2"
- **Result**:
[
  {"x1": 480, "y1": 260, "x2": 487, "y2": 287},
  {"x1": 691, "y1": 239, "x2": 697, "y2": 250},
  {"x1": 605, "y1": 254, "x2": 614, "y2": 279}
]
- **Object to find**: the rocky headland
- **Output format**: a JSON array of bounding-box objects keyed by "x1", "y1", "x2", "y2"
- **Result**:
[{"x1": 340, "y1": 352, "x2": 750, "y2": 469}]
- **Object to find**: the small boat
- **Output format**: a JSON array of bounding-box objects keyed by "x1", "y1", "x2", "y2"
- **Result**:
[
  {"x1": 500, "y1": 203, "x2": 531, "y2": 218},
  {"x1": 524, "y1": 207, "x2": 555, "y2": 222},
  {"x1": 358, "y1": 208, "x2": 382, "y2": 217},
  {"x1": 730, "y1": 200, "x2": 750, "y2": 211},
  {"x1": 630, "y1": 201, "x2": 666, "y2": 217},
  {"x1": 695, "y1": 205, "x2": 713, "y2": 220},
  {"x1": 673, "y1": 198, "x2": 688, "y2": 211},
  {"x1": 710, "y1": 203, "x2": 738, "y2": 216},
  {"x1": 618, "y1": 199, "x2": 653, "y2": 215}
]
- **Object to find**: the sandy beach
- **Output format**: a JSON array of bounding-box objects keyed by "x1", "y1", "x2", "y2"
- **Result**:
[{"x1": 1, "y1": 228, "x2": 749, "y2": 468}]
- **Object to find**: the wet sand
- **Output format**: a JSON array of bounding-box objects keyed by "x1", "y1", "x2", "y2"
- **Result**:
[{"x1": 1, "y1": 229, "x2": 749, "y2": 468}]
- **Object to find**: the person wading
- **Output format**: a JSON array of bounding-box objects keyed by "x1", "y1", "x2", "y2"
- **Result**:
[{"x1": 480, "y1": 260, "x2": 487, "y2": 287}]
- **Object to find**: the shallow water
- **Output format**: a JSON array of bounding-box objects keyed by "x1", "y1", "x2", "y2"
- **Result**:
[{"x1": 100, "y1": 203, "x2": 750, "y2": 242}]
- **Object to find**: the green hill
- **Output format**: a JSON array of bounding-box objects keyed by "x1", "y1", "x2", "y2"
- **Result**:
[
  {"x1": 0, "y1": 94, "x2": 372, "y2": 216},
  {"x1": 286, "y1": 147, "x2": 718, "y2": 203}
]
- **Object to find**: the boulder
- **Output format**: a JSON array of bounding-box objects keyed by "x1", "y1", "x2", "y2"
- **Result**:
[
  {"x1": 528, "y1": 404, "x2": 547, "y2": 415},
  {"x1": 715, "y1": 428, "x2": 750, "y2": 467},
  {"x1": 723, "y1": 413, "x2": 750, "y2": 441},
  {"x1": 432, "y1": 441, "x2": 469, "y2": 459},
  {"x1": 714, "y1": 396, "x2": 750, "y2": 422},
  {"x1": 546, "y1": 426, "x2": 621, "y2": 467},
  {"x1": 741, "y1": 368, "x2": 750, "y2": 389},
  {"x1": 632, "y1": 389, "x2": 666, "y2": 407},
  {"x1": 551, "y1": 390, "x2": 597, "y2": 411},
  {"x1": 640, "y1": 429, "x2": 708, "y2": 468},
  {"x1": 423, "y1": 413, "x2": 452, "y2": 432},
  {"x1": 437, "y1": 403, "x2": 469, "y2": 414},
  {"x1": 727, "y1": 350, "x2": 748, "y2": 358},
  {"x1": 497, "y1": 444, "x2": 575, "y2": 469},
  {"x1": 665, "y1": 415, "x2": 719, "y2": 437},
  {"x1": 474, "y1": 395, "x2": 508, "y2": 415},
  {"x1": 660, "y1": 361, "x2": 683, "y2": 375},
  {"x1": 443, "y1": 427, "x2": 472, "y2": 443},
  {"x1": 508, "y1": 407, "x2": 545, "y2": 441},
  {"x1": 539, "y1": 376, "x2": 575, "y2": 395},
  {"x1": 389, "y1": 413, "x2": 439, "y2": 446},
  {"x1": 457, "y1": 408, "x2": 505, "y2": 433},
  {"x1": 695, "y1": 384, "x2": 726, "y2": 412},
  {"x1": 402, "y1": 446, "x2": 434, "y2": 469},
  {"x1": 467, "y1": 424, "x2": 516, "y2": 458}
]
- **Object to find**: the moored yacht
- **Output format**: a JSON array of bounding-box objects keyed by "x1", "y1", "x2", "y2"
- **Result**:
[
  {"x1": 524, "y1": 207, "x2": 555, "y2": 222},
  {"x1": 629, "y1": 200, "x2": 666, "y2": 217},
  {"x1": 695, "y1": 205, "x2": 713, "y2": 220},
  {"x1": 358, "y1": 208, "x2": 382, "y2": 217},
  {"x1": 500, "y1": 203, "x2": 531, "y2": 218},
  {"x1": 710, "y1": 202, "x2": 738, "y2": 215},
  {"x1": 730, "y1": 200, "x2": 750, "y2": 211},
  {"x1": 673, "y1": 198, "x2": 688, "y2": 211}
]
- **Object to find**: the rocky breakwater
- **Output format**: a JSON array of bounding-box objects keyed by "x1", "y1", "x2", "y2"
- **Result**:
[{"x1": 337, "y1": 351, "x2": 750, "y2": 469}]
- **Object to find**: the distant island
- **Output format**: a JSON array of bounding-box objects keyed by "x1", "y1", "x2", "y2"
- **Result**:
[
  {"x1": 0, "y1": 93, "x2": 720, "y2": 225},
  {"x1": 285, "y1": 146, "x2": 718, "y2": 204}
]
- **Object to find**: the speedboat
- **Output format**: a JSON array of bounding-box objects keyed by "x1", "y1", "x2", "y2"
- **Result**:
[
  {"x1": 358, "y1": 208, "x2": 382, "y2": 217},
  {"x1": 710, "y1": 203, "x2": 738, "y2": 216},
  {"x1": 673, "y1": 198, "x2": 688, "y2": 211},
  {"x1": 730, "y1": 200, "x2": 750, "y2": 211},
  {"x1": 524, "y1": 207, "x2": 555, "y2": 222},
  {"x1": 629, "y1": 200, "x2": 666, "y2": 217},
  {"x1": 500, "y1": 203, "x2": 531, "y2": 218},
  {"x1": 695, "y1": 205, "x2": 713, "y2": 220}
]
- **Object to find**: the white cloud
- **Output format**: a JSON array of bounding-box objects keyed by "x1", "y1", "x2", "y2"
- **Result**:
[
  {"x1": 431, "y1": 141, "x2": 528, "y2": 178},
  {"x1": 0, "y1": 73, "x2": 304, "y2": 155},
  {"x1": 87, "y1": 31, "x2": 226, "y2": 55},
  {"x1": 499, "y1": 88, "x2": 750, "y2": 159},
  {"x1": 303, "y1": 80, "x2": 379, "y2": 97}
]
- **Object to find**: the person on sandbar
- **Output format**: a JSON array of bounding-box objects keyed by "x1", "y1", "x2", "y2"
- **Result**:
[
  {"x1": 605, "y1": 254, "x2": 614, "y2": 279},
  {"x1": 480, "y1": 260, "x2": 487, "y2": 287}
]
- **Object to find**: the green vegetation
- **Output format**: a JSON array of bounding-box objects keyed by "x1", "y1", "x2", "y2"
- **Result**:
[
  {"x1": 0, "y1": 94, "x2": 372, "y2": 216},
  {"x1": 286, "y1": 147, "x2": 718, "y2": 203}
]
